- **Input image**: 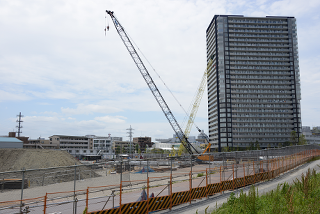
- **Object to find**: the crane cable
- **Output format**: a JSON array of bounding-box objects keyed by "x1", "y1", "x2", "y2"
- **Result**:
[
  {"x1": 126, "y1": 31, "x2": 202, "y2": 131},
  {"x1": 109, "y1": 14, "x2": 203, "y2": 134}
]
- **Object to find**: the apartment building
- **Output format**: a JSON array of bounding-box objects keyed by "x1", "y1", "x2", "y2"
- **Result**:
[
  {"x1": 24, "y1": 138, "x2": 59, "y2": 149},
  {"x1": 206, "y1": 15, "x2": 301, "y2": 151},
  {"x1": 133, "y1": 137, "x2": 153, "y2": 152},
  {"x1": 50, "y1": 135, "x2": 122, "y2": 159}
]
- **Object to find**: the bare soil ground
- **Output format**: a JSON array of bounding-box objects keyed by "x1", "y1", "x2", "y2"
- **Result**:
[
  {"x1": 0, "y1": 149, "x2": 100, "y2": 187},
  {"x1": 0, "y1": 149, "x2": 81, "y2": 172}
]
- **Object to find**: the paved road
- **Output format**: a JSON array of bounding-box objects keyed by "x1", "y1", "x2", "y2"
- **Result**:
[{"x1": 157, "y1": 159, "x2": 320, "y2": 214}]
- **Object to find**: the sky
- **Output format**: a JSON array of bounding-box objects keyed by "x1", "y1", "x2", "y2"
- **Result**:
[{"x1": 0, "y1": 0, "x2": 320, "y2": 141}]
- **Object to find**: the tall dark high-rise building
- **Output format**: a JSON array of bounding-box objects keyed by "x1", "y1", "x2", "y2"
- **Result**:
[{"x1": 206, "y1": 15, "x2": 301, "y2": 151}]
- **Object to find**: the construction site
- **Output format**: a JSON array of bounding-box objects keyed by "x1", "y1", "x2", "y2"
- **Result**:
[
  {"x1": 0, "y1": 145, "x2": 319, "y2": 214},
  {"x1": 0, "y1": 8, "x2": 315, "y2": 214}
]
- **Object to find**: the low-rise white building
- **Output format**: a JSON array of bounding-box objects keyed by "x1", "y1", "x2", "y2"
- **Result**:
[
  {"x1": 0, "y1": 137, "x2": 23, "y2": 148},
  {"x1": 50, "y1": 134, "x2": 122, "y2": 159}
]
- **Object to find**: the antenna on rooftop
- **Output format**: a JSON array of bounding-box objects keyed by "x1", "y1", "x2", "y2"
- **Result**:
[{"x1": 16, "y1": 112, "x2": 24, "y2": 137}]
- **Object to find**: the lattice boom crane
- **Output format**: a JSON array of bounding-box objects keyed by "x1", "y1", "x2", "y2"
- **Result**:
[{"x1": 106, "y1": 10, "x2": 199, "y2": 155}]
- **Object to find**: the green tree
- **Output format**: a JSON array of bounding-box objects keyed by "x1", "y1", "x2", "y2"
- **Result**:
[
  {"x1": 298, "y1": 134, "x2": 307, "y2": 145},
  {"x1": 254, "y1": 140, "x2": 260, "y2": 150},
  {"x1": 222, "y1": 146, "x2": 229, "y2": 152},
  {"x1": 121, "y1": 146, "x2": 125, "y2": 154},
  {"x1": 249, "y1": 142, "x2": 255, "y2": 150},
  {"x1": 290, "y1": 130, "x2": 298, "y2": 145},
  {"x1": 135, "y1": 144, "x2": 139, "y2": 153},
  {"x1": 115, "y1": 146, "x2": 120, "y2": 154},
  {"x1": 283, "y1": 141, "x2": 291, "y2": 147}
]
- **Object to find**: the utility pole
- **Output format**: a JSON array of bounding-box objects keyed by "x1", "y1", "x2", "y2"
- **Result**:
[
  {"x1": 126, "y1": 126, "x2": 134, "y2": 157},
  {"x1": 16, "y1": 112, "x2": 24, "y2": 137}
]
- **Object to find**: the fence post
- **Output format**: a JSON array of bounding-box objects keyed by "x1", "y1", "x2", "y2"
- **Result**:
[
  {"x1": 147, "y1": 158, "x2": 149, "y2": 179},
  {"x1": 170, "y1": 174, "x2": 172, "y2": 210},
  {"x1": 86, "y1": 188, "x2": 89, "y2": 214},
  {"x1": 147, "y1": 177, "x2": 149, "y2": 214},
  {"x1": 208, "y1": 154, "x2": 211, "y2": 184},
  {"x1": 267, "y1": 159, "x2": 269, "y2": 180},
  {"x1": 220, "y1": 166, "x2": 222, "y2": 193},
  {"x1": 189, "y1": 171, "x2": 192, "y2": 204},
  {"x1": 253, "y1": 161, "x2": 255, "y2": 184},
  {"x1": 73, "y1": 164, "x2": 77, "y2": 214},
  {"x1": 232, "y1": 164, "x2": 234, "y2": 190},
  {"x1": 206, "y1": 168, "x2": 208, "y2": 198},
  {"x1": 260, "y1": 161, "x2": 262, "y2": 181},
  {"x1": 43, "y1": 193, "x2": 47, "y2": 214},
  {"x1": 190, "y1": 155, "x2": 192, "y2": 187},
  {"x1": 119, "y1": 181, "x2": 122, "y2": 214},
  {"x1": 243, "y1": 163, "x2": 245, "y2": 187},
  {"x1": 20, "y1": 168, "x2": 25, "y2": 214}
]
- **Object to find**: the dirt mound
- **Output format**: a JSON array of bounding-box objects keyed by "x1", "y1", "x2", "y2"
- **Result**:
[{"x1": 0, "y1": 149, "x2": 81, "y2": 172}]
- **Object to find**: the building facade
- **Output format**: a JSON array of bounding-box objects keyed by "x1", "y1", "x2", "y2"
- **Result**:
[
  {"x1": 113, "y1": 140, "x2": 137, "y2": 154},
  {"x1": 0, "y1": 137, "x2": 23, "y2": 148},
  {"x1": 133, "y1": 137, "x2": 153, "y2": 152},
  {"x1": 206, "y1": 15, "x2": 301, "y2": 151},
  {"x1": 302, "y1": 126, "x2": 320, "y2": 145},
  {"x1": 24, "y1": 138, "x2": 59, "y2": 149},
  {"x1": 49, "y1": 135, "x2": 122, "y2": 159}
]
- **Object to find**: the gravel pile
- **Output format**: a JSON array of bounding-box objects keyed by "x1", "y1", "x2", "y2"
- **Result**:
[
  {"x1": 0, "y1": 149, "x2": 81, "y2": 172},
  {"x1": 0, "y1": 149, "x2": 100, "y2": 187}
]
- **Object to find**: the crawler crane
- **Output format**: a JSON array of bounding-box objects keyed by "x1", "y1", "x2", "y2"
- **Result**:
[{"x1": 106, "y1": 10, "x2": 199, "y2": 155}]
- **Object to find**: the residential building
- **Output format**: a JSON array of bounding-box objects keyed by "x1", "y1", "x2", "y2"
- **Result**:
[
  {"x1": 24, "y1": 138, "x2": 59, "y2": 149},
  {"x1": 50, "y1": 134, "x2": 122, "y2": 159},
  {"x1": 206, "y1": 15, "x2": 301, "y2": 151},
  {"x1": 50, "y1": 135, "x2": 92, "y2": 150},
  {"x1": 302, "y1": 126, "x2": 320, "y2": 145},
  {"x1": 133, "y1": 137, "x2": 153, "y2": 152},
  {"x1": 113, "y1": 140, "x2": 137, "y2": 154}
]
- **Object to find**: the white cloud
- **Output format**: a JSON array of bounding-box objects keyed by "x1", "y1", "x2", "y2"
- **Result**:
[
  {"x1": 0, "y1": 0, "x2": 319, "y2": 140},
  {"x1": 95, "y1": 115, "x2": 126, "y2": 123},
  {"x1": 0, "y1": 90, "x2": 31, "y2": 102},
  {"x1": 61, "y1": 103, "x2": 122, "y2": 115}
]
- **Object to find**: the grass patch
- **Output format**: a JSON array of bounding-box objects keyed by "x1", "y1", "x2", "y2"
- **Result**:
[
  {"x1": 197, "y1": 173, "x2": 205, "y2": 177},
  {"x1": 211, "y1": 168, "x2": 320, "y2": 214},
  {"x1": 307, "y1": 155, "x2": 320, "y2": 163}
]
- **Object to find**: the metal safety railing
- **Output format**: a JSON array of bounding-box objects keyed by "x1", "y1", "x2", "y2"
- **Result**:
[{"x1": 0, "y1": 145, "x2": 319, "y2": 213}]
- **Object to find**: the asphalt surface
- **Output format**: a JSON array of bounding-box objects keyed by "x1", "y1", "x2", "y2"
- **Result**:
[{"x1": 156, "y1": 159, "x2": 320, "y2": 214}]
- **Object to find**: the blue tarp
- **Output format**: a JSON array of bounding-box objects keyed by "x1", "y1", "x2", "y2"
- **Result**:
[{"x1": 135, "y1": 166, "x2": 155, "y2": 173}]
